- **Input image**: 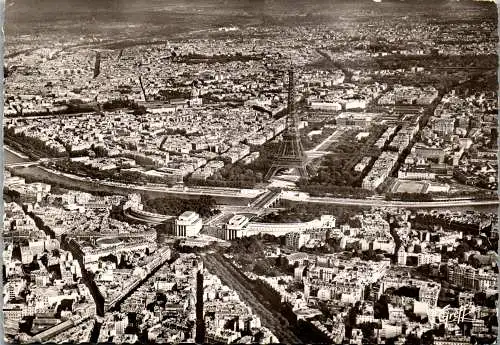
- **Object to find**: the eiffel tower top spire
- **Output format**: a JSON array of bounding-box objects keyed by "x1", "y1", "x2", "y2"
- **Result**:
[{"x1": 286, "y1": 66, "x2": 298, "y2": 137}]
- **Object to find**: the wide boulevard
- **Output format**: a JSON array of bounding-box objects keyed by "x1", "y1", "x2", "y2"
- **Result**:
[{"x1": 201, "y1": 252, "x2": 303, "y2": 344}]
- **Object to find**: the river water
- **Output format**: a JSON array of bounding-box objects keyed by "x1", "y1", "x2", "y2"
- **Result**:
[
  {"x1": 4, "y1": 148, "x2": 251, "y2": 205},
  {"x1": 4, "y1": 148, "x2": 498, "y2": 213},
  {"x1": 4, "y1": 148, "x2": 29, "y2": 164}
]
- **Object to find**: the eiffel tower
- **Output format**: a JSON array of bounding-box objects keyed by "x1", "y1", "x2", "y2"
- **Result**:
[{"x1": 265, "y1": 67, "x2": 308, "y2": 181}]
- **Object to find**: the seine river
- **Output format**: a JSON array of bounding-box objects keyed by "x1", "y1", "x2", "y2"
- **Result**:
[
  {"x1": 4, "y1": 148, "x2": 28, "y2": 164},
  {"x1": 4, "y1": 148, "x2": 498, "y2": 213},
  {"x1": 4, "y1": 148, "x2": 250, "y2": 205}
]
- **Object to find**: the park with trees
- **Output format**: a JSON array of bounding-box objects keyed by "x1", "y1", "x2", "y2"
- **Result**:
[{"x1": 142, "y1": 195, "x2": 219, "y2": 218}]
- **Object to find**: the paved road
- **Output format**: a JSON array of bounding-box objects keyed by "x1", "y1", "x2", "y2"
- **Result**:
[
  {"x1": 5, "y1": 162, "x2": 41, "y2": 168},
  {"x1": 137, "y1": 183, "x2": 498, "y2": 209},
  {"x1": 36, "y1": 166, "x2": 259, "y2": 199},
  {"x1": 4, "y1": 145, "x2": 30, "y2": 160},
  {"x1": 251, "y1": 190, "x2": 282, "y2": 209},
  {"x1": 290, "y1": 196, "x2": 499, "y2": 208},
  {"x1": 202, "y1": 253, "x2": 303, "y2": 344},
  {"x1": 13, "y1": 162, "x2": 499, "y2": 209},
  {"x1": 123, "y1": 208, "x2": 173, "y2": 225}
]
